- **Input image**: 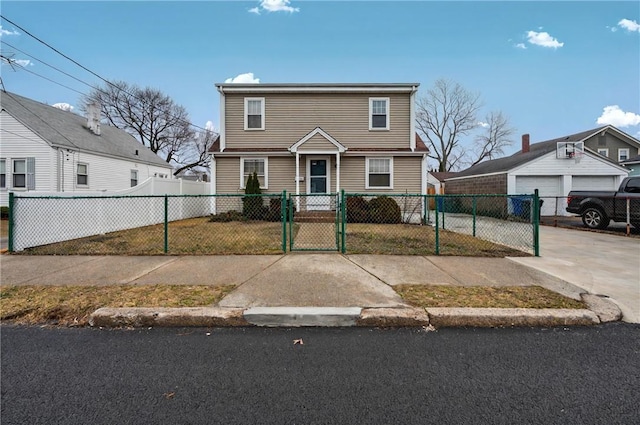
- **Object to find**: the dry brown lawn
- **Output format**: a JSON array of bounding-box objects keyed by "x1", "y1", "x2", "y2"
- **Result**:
[
  {"x1": 0, "y1": 284, "x2": 236, "y2": 326},
  {"x1": 394, "y1": 284, "x2": 585, "y2": 309}
]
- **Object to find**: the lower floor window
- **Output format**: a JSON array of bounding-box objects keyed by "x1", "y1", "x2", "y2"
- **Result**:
[
  {"x1": 242, "y1": 158, "x2": 267, "y2": 188},
  {"x1": 366, "y1": 157, "x2": 392, "y2": 189},
  {"x1": 13, "y1": 159, "x2": 26, "y2": 188},
  {"x1": 77, "y1": 163, "x2": 88, "y2": 186},
  {"x1": 131, "y1": 170, "x2": 138, "y2": 187},
  {"x1": 0, "y1": 159, "x2": 5, "y2": 188}
]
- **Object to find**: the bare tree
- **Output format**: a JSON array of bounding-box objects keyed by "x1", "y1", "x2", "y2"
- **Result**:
[
  {"x1": 470, "y1": 111, "x2": 516, "y2": 167},
  {"x1": 416, "y1": 79, "x2": 483, "y2": 172},
  {"x1": 83, "y1": 81, "x2": 215, "y2": 175}
]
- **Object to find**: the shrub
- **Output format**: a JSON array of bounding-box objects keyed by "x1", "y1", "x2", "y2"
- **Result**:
[
  {"x1": 368, "y1": 196, "x2": 401, "y2": 224},
  {"x1": 0, "y1": 207, "x2": 8, "y2": 220},
  {"x1": 346, "y1": 196, "x2": 369, "y2": 223},
  {"x1": 209, "y1": 210, "x2": 245, "y2": 222},
  {"x1": 265, "y1": 198, "x2": 294, "y2": 222},
  {"x1": 243, "y1": 172, "x2": 265, "y2": 220}
]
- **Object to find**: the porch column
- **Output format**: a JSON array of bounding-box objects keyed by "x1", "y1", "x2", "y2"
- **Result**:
[
  {"x1": 336, "y1": 152, "x2": 341, "y2": 193},
  {"x1": 295, "y1": 152, "x2": 300, "y2": 211}
]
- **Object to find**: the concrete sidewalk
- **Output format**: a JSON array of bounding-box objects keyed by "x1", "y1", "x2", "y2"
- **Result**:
[{"x1": 0, "y1": 253, "x2": 619, "y2": 327}]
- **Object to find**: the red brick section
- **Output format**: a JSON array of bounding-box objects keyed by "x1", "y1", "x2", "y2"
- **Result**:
[{"x1": 444, "y1": 174, "x2": 507, "y2": 195}]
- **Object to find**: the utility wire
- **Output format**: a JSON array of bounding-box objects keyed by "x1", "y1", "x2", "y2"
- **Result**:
[
  {"x1": 0, "y1": 15, "x2": 213, "y2": 133},
  {"x1": 0, "y1": 55, "x2": 86, "y2": 96}
]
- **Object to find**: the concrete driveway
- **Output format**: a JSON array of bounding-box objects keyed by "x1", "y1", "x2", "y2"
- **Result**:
[{"x1": 510, "y1": 226, "x2": 640, "y2": 323}]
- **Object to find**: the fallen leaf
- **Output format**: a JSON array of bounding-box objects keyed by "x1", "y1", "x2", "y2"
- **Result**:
[
  {"x1": 164, "y1": 392, "x2": 175, "y2": 399},
  {"x1": 421, "y1": 324, "x2": 437, "y2": 332},
  {"x1": 293, "y1": 339, "x2": 304, "y2": 345}
]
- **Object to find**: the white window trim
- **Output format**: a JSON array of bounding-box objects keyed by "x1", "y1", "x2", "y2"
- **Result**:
[
  {"x1": 130, "y1": 169, "x2": 139, "y2": 187},
  {"x1": 244, "y1": 97, "x2": 265, "y2": 131},
  {"x1": 369, "y1": 97, "x2": 390, "y2": 131},
  {"x1": 12, "y1": 158, "x2": 27, "y2": 189},
  {"x1": 618, "y1": 148, "x2": 630, "y2": 162},
  {"x1": 76, "y1": 163, "x2": 89, "y2": 187},
  {"x1": 240, "y1": 157, "x2": 268, "y2": 189},
  {"x1": 597, "y1": 148, "x2": 609, "y2": 157},
  {"x1": 365, "y1": 157, "x2": 393, "y2": 189}
]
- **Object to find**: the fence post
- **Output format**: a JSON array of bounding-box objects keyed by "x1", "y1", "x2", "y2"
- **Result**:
[
  {"x1": 435, "y1": 194, "x2": 440, "y2": 255},
  {"x1": 626, "y1": 197, "x2": 631, "y2": 237},
  {"x1": 422, "y1": 195, "x2": 427, "y2": 225},
  {"x1": 341, "y1": 190, "x2": 346, "y2": 254},
  {"x1": 8, "y1": 192, "x2": 14, "y2": 252},
  {"x1": 289, "y1": 194, "x2": 294, "y2": 251},
  {"x1": 164, "y1": 195, "x2": 169, "y2": 254},
  {"x1": 282, "y1": 190, "x2": 287, "y2": 252},
  {"x1": 472, "y1": 196, "x2": 477, "y2": 237},
  {"x1": 441, "y1": 197, "x2": 445, "y2": 230},
  {"x1": 533, "y1": 189, "x2": 540, "y2": 257}
]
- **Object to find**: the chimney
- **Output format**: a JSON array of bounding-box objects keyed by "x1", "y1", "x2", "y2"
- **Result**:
[
  {"x1": 87, "y1": 102, "x2": 101, "y2": 136},
  {"x1": 522, "y1": 134, "x2": 530, "y2": 153}
]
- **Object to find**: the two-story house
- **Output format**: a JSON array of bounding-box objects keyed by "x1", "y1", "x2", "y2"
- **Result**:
[
  {"x1": 0, "y1": 91, "x2": 174, "y2": 207},
  {"x1": 209, "y1": 83, "x2": 429, "y2": 210},
  {"x1": 584, "y1": 125, "x2": 640, "y2": 164}
]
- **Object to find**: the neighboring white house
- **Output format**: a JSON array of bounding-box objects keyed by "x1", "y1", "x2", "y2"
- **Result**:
[
  {"x1": 444, "y1": 130, "x2": 630, "y2": 216},
  {"x1": 0, "y1": 91, "x2": 174, "y2": 206}
]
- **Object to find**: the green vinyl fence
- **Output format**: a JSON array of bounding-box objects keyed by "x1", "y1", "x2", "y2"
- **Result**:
[{"x1": 8, "y1": 191, "x2": 540, "y2": 256}]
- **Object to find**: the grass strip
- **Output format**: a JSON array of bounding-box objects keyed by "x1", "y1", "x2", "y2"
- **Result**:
[
  {"x1": 394, "y1": 284, "x2": 585, "y2": 309},
  {"x1": 0, "y1": 284, "x2": 236, "y2": 326}
]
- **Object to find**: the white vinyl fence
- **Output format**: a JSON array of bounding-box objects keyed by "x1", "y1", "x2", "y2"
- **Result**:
[{"x1": 10, "y1": 178, "x2": 211, "y2": 251}]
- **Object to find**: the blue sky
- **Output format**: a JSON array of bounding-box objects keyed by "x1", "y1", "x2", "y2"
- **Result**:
[{"x1": 1, "y1": 0, "x2": 639, "y2": 159}]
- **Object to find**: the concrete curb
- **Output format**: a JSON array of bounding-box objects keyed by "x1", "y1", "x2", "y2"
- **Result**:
[
  {"x1": 425, "y1": 308, "x2": 600, "y2": 328},
  {"x1": 580, "y1": 294, "x2": 623, "y2": 323},
  {"x1": 89, "y1": 306, "x2": 605, "y2": 328},
  {"x1": 89, "y1": 307, "x2": 250, "y2": 328}
]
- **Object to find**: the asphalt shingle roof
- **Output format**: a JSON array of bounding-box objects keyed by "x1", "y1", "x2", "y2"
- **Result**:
[
  {"x1": 451, "y1": 126, "x2": 610, "y2": 178},
  {"x1": 0, "y1": 91, "x2": 171, "y2": 168}
]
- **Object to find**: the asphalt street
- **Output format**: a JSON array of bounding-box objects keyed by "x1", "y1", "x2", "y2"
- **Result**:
[{"x1": 2, "y1": 324, "x2": 639, "y2": 425}]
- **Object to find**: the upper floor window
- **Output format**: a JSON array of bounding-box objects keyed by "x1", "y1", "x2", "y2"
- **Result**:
[
  {"x1": 369, "y1": 98, "x2": 390, "y2": 130},
  {"x1": 618, "y1": 148, "x2": 629, "y2": 162},
  {"x1": 241, "y1": 158, "x2": 267, "y2": 189},
  {"x1": 77, "y1": 163, "x2": 88, "y2": 186},
  {"x1": 245, "y1": 98, "x2": 265, "y2": 130},
  {"x1": 0, "y1": 159, "x2": 5, "y2": 189},
  {"x1": 366, "y1": 157, "x2": 393, "y2": 189},
  {"x1": 597, "y1": 148, "x2": 609, "y2": 157},
  {"x1": 131, "y1": 170, "x2": 138, "y2": 187}
]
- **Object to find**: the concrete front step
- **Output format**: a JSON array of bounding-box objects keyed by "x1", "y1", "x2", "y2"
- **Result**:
[{"x1": 295, "y1": 211, "x2": 337, "y2": 223}]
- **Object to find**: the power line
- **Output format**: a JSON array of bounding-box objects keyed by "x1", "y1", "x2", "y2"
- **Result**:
[
  {"x1": 0, "y1": 15, "x2": 213, "y2": 134},
  {"x1": 0, "y1": 55, "x2": 86, "y2": 96}
]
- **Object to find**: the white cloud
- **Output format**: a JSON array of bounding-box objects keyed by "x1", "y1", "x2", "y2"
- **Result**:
[
  {"x1": 618, "y1": 18, "x2": 640, "y2": 32},
  {"x1": 205, "y1": 121, "x2": 216, "y2": 132},
  {"x1": 526, "y1": 30, "x2": 564, "y2": 49},
  {"x1": 596, "y1": 105, "x2": 640, "y2": 128},
  {"x1": 477, "y1": 121, "x2": 489, "y2": 128},
  {"x1": 249, "y1": 0, "x2": 299, "y2": 14},
  {"x1": 515, "y1": 43, "x2": 527, "y2": 49},
  {"x1": 224, "y1": 72, "x2": 260, "y2": 84},
  {"x1": 52, "y1": 103, "x2": 74, "y2": 112},
  {"x1": 13, "y1": 59, "x2": 32, "y2": 67},
  {"x1": 0, "y1": 26, "x2": 19, "y2": 37}
]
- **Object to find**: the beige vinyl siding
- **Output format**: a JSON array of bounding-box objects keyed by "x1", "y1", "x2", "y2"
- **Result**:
[
  {"x1": 297, "y1": 133, "x2": 339, "y2": 151},
  {"x1": 340, "y1": 156, "x2": 422, "y2": 194},
  {"x1": 224, "y1": 92, "x2": 411, "y2": 150}
]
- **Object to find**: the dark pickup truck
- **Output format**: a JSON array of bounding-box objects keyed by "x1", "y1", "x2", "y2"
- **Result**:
[{"x1": 566, "y1": 176, "x2": 640, "y2": 229}]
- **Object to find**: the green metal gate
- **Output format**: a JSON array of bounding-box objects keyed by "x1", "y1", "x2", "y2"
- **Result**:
[{"x1": 288, "y1": 193, "x2": 341, "y2": 251}]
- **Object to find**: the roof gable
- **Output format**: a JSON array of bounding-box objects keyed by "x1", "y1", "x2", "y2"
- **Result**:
[
  {"x1": 0, "y1": 91, "x2": 171, "y2": 169},
  {"x1": 289, "y1": 127, "x2": 347, "y2": 153}
]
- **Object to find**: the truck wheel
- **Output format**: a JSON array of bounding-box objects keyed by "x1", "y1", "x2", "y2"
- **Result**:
[{"x1": 582, "y1": 207, "x2": 610, "y2": 229}]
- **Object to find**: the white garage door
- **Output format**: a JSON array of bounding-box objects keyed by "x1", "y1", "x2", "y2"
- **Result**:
[
  {"x1": 515, "y1": 176, "x2": 560, "y2": 216},
  {"x1": 572, "y1": 176, "x2": 617, "y2": 191}
]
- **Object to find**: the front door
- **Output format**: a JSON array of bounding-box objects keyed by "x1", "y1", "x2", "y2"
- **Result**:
[{"x1": 307, "y1": 157, "x2": 331, "y2": 210}]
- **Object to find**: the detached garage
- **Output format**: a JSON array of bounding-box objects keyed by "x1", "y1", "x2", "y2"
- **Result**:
[{"x1": 444, "y1": 128, "x2": 630, "y2": 216}]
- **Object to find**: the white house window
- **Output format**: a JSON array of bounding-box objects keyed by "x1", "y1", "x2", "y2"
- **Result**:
[
  {"x1": 369, "y1": 98, "x2": 390, "y2": 130},
  {"x1": 366, "y1": 157, "x2": 393, "y2": 189},
  {"x1": 245, "y1": 98, "x2": 265, "y2": 130},
  {"x1": 131, "y1": 170, "x2": 138, "y2": 187},
  {"x1": 597, "y1": 148, "x2": 609, "y2": 157},
  {"x1": 241, "y1": 158, "x2": 267, "y2": 188},
  {"x1": 77, "y1": 163, "x2": 88, "y2": 186},
  {"x1": 12, "y1": 159, "x2": 26, "y2": 188},
  {"x1": 618, "y1": 148, "x2": 629, "y2": 162},
  {"x1": 0, "y1": 159, "x2": 5, "y2": 188}
]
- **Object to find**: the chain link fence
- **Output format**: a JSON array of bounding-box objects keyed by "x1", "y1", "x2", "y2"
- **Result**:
[
  {"x1": 8, "y1": 192, "x2": 540, "y2": 256},
  {"x1": 341, "y1": 194, "x2": 537, "y2": 256}
]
